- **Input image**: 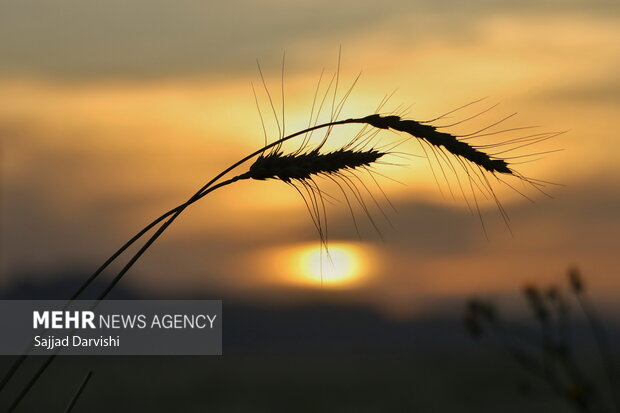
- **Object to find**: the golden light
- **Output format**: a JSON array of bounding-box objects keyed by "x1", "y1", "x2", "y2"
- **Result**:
[
  {"x1": 299, "y1": 245, "x2": 360, "y2": 286},
  {"x1": 255, "y1": 242, "x2": 374, "y2": 289},
  {"x1": 285, "y1": 242, "x2": 372, "y2": 288}
]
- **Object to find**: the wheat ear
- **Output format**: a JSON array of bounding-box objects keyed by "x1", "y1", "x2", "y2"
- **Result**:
[{"x1": 2, "y1": 110, "x2": 534, "y2": 409}]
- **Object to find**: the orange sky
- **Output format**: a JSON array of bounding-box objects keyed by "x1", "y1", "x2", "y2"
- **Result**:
[{"x1": 1, "y1": 0, "x2": 619, "y2": 318}]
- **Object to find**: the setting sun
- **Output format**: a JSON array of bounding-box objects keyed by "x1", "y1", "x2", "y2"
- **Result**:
[
  {"x1": 291, "y1": 243, "x2": 371, "y2": 288},
  {"x1": 300, "y1": 245, "x2": 358, "y2": 285}
]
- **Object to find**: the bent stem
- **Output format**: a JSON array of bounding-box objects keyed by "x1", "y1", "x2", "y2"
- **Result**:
[
  {"x1": 575, "y1": 291, "x2": 620, "y2": 413},
  {"x1": 63, "y1": 371, "x2": 93, "y2": 413},
  {"x1": 1, "y1": 117, "x2": 361, "y2": 409},
  {"x1": 4, "y1": 177, "x2": 246, "y2": 412},
  {"x1": 3, "y1": 106, "x2": 541, "y2": 407}
]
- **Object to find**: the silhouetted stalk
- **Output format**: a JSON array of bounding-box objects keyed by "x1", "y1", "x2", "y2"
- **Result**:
[
  {"x1": 4, "y1": 178, "x2": 244, "y2": 412},
  {"x1": 63, "y1": 371, "x2": 93, "y2": 413},
  {"x1": 3, "y1": 105, "x2": 552, "y2": 407},
  {"x1": 466, "y1": 271, "x2": 618, "y2": 413},
  {"x1": 1, "y1": 117, "x2": 364, "y2": 409},
  {"x1": 488, "y1": 314, "x2": 586, "y2": 411},
  {"x1": 6, "y1": 355, "x2": 55, "y2": 412},
  {"x1": 575, "y1": 290, "x2": 619, "y2": 413}
]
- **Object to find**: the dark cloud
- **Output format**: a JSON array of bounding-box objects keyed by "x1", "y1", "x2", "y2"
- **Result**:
[
  {"x1": 540, "y1": 76, "x2": 620, "y2": 103},
  {"x1": 0, "y1": 0, "x2": 618, "y2": 79}
]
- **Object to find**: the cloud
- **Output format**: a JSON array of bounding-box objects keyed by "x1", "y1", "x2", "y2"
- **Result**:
[
  {"x1": 540, "y1": 76, "x2": 620, "y2": 103},
  {"x1": 1, "y1": 0, "x2": 618, "y2": 79}
]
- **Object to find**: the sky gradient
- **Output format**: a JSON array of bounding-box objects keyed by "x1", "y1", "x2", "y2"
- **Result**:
[{"x1": 1, "y1": 0, "x2": 619, "y2": 319}]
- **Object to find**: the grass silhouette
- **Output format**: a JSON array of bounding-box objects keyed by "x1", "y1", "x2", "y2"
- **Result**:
[
  {"x1": 0, "y1": 59, "x2": 561, "y2": 411},
  {"x1": 464, "y1": 269, "x2": 619, "y2": 412}
]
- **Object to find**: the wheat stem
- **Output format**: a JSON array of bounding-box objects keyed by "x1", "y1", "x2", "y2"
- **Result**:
[
  {"x1": 2, "y1": 108, "x2": 532, "y2": 408},
  {"x1": 0, "y1": 118, "x2": 358, "y2": 409},
  {"x1": 575, "y1": 292, "x2": 620, "y2": 412},
  {"x1": 63, "y1": 371, "x2": 93, "y2": 413}
]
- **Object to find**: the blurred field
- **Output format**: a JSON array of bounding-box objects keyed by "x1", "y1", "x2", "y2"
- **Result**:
[
  {"x1": 0, "y1": 352, "x2": 577, "y2": 412},
  {"x1": 2, "y1": 1, "x2": 619, "y2": 411},
  {"x1": 0, "y1": 287, "x2": 618, "y2": 412}
]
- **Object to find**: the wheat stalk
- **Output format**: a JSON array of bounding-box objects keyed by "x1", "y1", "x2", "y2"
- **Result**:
[
  {"x1": 245, "y1": 148, "x2": 386, "y2": 182},
  {"x1": 1, "y1": 80, "x2": 558, "y2": 410},
  {"x1": 355, "y1": 114, "x2": 511, "y2": 173}
]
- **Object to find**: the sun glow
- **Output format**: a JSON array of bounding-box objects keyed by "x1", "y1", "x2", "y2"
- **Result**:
[{"x1": 294, "y1": 243, "x2": 370, "y2": 287}]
